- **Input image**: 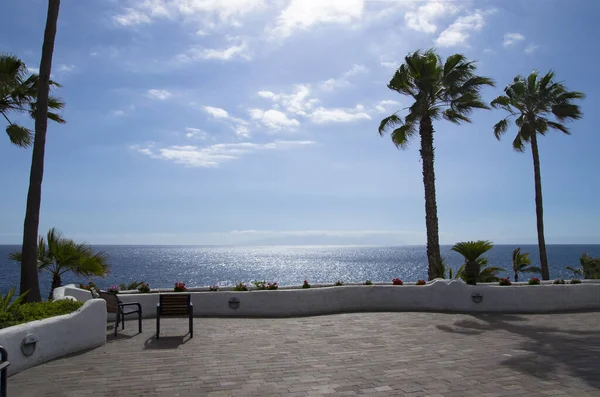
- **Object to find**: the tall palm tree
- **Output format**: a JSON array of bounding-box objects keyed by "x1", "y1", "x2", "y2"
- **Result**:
[
  {"x1": 10, "y1": 228, "x2": 110, "y2": 300},
  {"x1": 0, "y1": 54, "x2": 64, "y2": 147},
  {"x1": 491, "y1": 71, "x2": 585, "y2": 280},
  {"x1": 511, "y1": 247, "x2": 541, "y2": 282},
  {"x1": 20, "y1": 0, "x2": 62, "y2": 303},
  {"x1": 379, "y1": 50, "x2": 494, "y2": 280},
  {"x1": 451, "y1": 240, "x2": 494, "y2": 285}
]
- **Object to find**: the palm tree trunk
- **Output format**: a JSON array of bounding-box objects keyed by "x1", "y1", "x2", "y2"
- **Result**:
[
  {"x1": 530, "y1": 133, "x2": 550, "y2": 280},
  {"x1": 20, "y1": 0, "x2": 61, "y2": 303},
  {"x1": 514, "y1": 272, "x2": 518, "y2": 283},
  {"x1": 49, "y1": 273, "x2": 61, "y2": 300},
  {"x1": 465, "y1": 260, "x2": 478, "y2": 285},
  {"x1": 419, "y1": 115, "x2": 442, "y2": 280}
]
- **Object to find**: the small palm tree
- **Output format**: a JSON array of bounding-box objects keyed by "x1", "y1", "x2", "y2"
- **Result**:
[
  {"x1": 491, "y1": 71, "x2": 584, "y2": 280},
  {"x1": 451, "y1": 240, "x2": 494, "y2": 285},
  {"x1": 379, "y1": 50, "x2": 494, "y2": 280},
  {"x1": 0, "y1": 54, "x2": 64, "y2": 147},
  {"x1": 512, "y1": 247, "x2": 541, "y2": 282},
  {"x1": 455, "y1": 257, "x2": 504, "y2": 283},
  {"x1": 10, "y1": 228, "x2": 109, "y2": 300}
]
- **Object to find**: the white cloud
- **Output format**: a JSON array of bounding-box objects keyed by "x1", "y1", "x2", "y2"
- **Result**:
[
  {"x1": 203, "y1": 106, "x2": 229, "y2": 118},
  {"x1": 177, "y1": 41, "x2": 251, "y2": 62},
  {"x1": 27, "y1": 67, "x2": 39, "y2": 74},
  {"x1": 269, "y1": 0, "x2": 364, "y2": 39},
  {"x1": 320, "y1": 64, "x2": 367, "y2": 91},
  {"x1": 146, "y1": 89, "x2": 172, "y2": 100},
  {"x1": 435, "y1": 9, "x2": 494, "y2": 47},
  {"x1": 56, "y1": 64, "x2": 75, "y2": 73},
  {"x1": 112, "y1": 110, "x2": 126, "y2": 117},
  {"x1": 503, "y1": 32, "x2": 525, "y2": 47},
  {"x1": 249, "y1": 109, "x2": 300, "y2": 130},
  {"x1": 375, "y1": 100, "x2": 400, "y2": 113},
  {"x1": 404, "y1": 0, "x2": 458, "y2": 34},
  {"x1": 203, "y1": 106, "x2": 249, "y2": 137},
  {"x1": 185, "y1": 127, "x2": 208, "y2": 139},
  {"x1": 310, "y1": 105, "x2": 371, "y2": 124},
  {"x1": 113, "y1": 0, "x2": 266, "y2": 27},
  {"x1": 524, "y1": 44, "x2": 539, "y2": 54},
  {"x1": 257, "y1": 85, "x2": 319, "y2": 117},
  {"x1": 380, "y1": 60, "x2": 397, "y2": 69},
  {"x1": 132, "y1": 140, "x2": 314, "y2": 167}
]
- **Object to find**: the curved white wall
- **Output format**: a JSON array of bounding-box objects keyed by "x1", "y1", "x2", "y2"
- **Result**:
[
  {"x1": 53, "y1": 284, "x2": 92, "y2": 302},
  {"x1": 0, "y1": 299, "x2": 106, "y2": 376},
  {"x1": 102, "y1": 280, "x2": 600, "y2": 318}
]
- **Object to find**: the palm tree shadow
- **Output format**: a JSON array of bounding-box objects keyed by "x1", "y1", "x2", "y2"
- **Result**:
[
  {"x1": 438, "y1": 313, "x2": 600, "y2": 389},
  {"x1": 144, "y1": 335, "x2": 191, "y2": 350}
]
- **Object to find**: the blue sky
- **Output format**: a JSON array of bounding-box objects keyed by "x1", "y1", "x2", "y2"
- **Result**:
[{"x1": 0, "y1": 0, "x2": 598, "y2": 245}]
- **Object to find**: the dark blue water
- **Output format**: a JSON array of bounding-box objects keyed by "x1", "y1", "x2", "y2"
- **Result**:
[{"x1": 1, "y1": 245, "x2": 598, "y2": 296}]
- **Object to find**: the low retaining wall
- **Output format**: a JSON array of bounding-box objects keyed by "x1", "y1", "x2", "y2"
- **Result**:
[
  {"x1": 0, "y1": 299, "x2": 106, "y2": 376},
  {"x1": 63, "y1": 280, "x2": 600, "y2": 319}
]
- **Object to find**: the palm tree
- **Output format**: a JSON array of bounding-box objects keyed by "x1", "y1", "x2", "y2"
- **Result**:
[
  {"x1": 491, "y1": 71, "x2": 585, "y2": 280},
  {"x1": 0, "y1": 54, "x2": 64, "y2": 147},
  {"x1": 379, "y1": 50, "x2": 494, "y2": 280},
  {"x1": 10, "y1": 228, "x2": 110, "y2": 300},
  {"x1": 20, "y1": 0, "x2": 62, "y2": 303},
  {"x1": 451, "y1": 240, "x2": 494, "y2": 285},
  {"x1": 455, "y1": 257, "x2": 504, "y2": 283},
  {"x1": 511, "y1": 247, "x2": 541, "y2": 282}
]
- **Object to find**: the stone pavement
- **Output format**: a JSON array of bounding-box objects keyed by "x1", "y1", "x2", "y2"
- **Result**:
[{"x1": 8, "y1": 312, "x2": 600, "y2": 396}]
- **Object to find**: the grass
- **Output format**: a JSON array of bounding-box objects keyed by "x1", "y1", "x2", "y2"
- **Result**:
[{"x1": 0, "y1": 300, "x2": 83, "y2": 330}]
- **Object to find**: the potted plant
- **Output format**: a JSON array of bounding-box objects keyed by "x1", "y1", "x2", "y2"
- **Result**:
[
  {"x1": 174, "y1": 282, "x2": 188, "y2": 292},
  {"x1": 392, "y1": 278, "x2": 403, "y2": 286}
]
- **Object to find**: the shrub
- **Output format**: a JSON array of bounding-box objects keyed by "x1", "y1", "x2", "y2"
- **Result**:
[
  {"x1": 174, "y1": 282, "x2": 188, "y2": 292},
  {"x1": 209, "y1": 285, "x2": 219, "y2": 292},
  {"x1": 267, "y1": 282, "x2": 278, "y2": 290},
  {"x1": 252, "y1": 281, "x2": 267, "y2": 290},
  {"x1": 1, "y1": 288, "x2": 29, "y2": 314},
  {"x1": 498, "y1": 277, "x2": 512, "y2": 286},
  {"x1": 553, "y1": 279, "x2": 566, "y2": 285},
  {"x1": 0, "y1": 299, "x2": 83, "y2": 330},
  {"x1": 364, "y1": 280, "x2": 373, "y2": 285},
  {"x1": 106, "y1": 285, "x2": 120, "y2": 294},
  {"x1": 528, "y1": 277, "x2": 541, "y2": 285},
  {"x1": 334, "y1": 280, "x2": 344, "y2": 286},
  {"x1": 416, "y1": 280, "x2": 426, "y2": 286},
  {"x1": 233, "y1": 282, "x2": 248, "y2": 291},
  {"x1": 119, "y1": 281, "x2": 144, "y2": 291},
  {"x1": 392, "y1": 278, "x2": 403, "y2": 286},
  {"x1": 137, "y1": 282, "x2": 150, "y2": 293},
  {"x1": 580, "y1": 254, "x2": 600, "y2": 279},
  {"x1": 302, "y1": 280, "x2": 311, "y2": 289},
  {"x1": 570, "y1": 279, "x2": 582, "y2": 284}
]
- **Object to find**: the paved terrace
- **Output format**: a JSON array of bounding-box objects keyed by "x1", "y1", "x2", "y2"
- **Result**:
[{"x1": 8, "y1": 312, "x2": 600, "y2": 396}]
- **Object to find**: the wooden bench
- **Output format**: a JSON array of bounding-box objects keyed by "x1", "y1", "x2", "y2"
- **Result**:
[
  {"x1": 0, "y1": 346, "x2": 8, "y2": 397},
  {"x1": 156, "y1": 294, "x2": 193, "y2": 339},
  {"x1": 99, "y1": 291, "x2": 142, "y2": 336}
]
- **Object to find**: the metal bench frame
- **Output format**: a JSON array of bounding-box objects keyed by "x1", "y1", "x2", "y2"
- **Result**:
[
  {"x1": 0, "y1": 346, "x2": 9, "y2": 397},
  {"x1": 99, "y1": 291, "x2": 142, "y2": 336}
]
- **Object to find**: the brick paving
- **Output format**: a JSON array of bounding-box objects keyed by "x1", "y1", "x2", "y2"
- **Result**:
[{"x1": 8, "y1": 312, "x2": 600, "y2": 396}]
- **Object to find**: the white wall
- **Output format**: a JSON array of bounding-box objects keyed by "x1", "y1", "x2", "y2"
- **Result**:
[
  {"x1": 53, "y1": 284, "x2": 92, "y2": 302},
  {"x1": 103, "y1": 279, "x2": 600, "y2": 318},
  {"x1": 0, "y1": 299, "x2": 106, "y2": 376}
]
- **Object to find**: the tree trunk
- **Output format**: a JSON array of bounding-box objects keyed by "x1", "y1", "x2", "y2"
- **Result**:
[
  {"x1": 49, "y1": 273, "x2": 61, "y2": 301},
  {"x1": 464, "y1": 260, "x2": 479, "y2": 285},
  {"x1": 419, "y1": 115, "x2": 442, "y2": 280},
  {"x1": 530, "y1": 133, "x2": 550, "y2": 280},
  {"x1": 514, "y1": 272, "x2": 518, "y2": 283},
  {"x1": 20, "y1": 0, "x2": 61, "y2": 303}
]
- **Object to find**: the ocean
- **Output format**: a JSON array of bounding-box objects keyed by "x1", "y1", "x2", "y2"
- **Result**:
[{"x1": 1, "y1": 244, "x2": 599, "y2": 296}]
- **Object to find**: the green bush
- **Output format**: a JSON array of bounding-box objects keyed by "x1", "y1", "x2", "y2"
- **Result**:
[
  {"x1": 252, "y1": 281, "x2": 266, "y2": 290},
  {"x1": 334, "y1": 280, "x2": 344, "y2": 286},
  {"x1": 233, "y1": 282, "x2": 248, "y2": 291},
  {"x1": 0, "y1": 299, "x2": 83, "y2": 329},
  {"x1": 580, "y1": 254, "x2": 600, "y2": 279},
  {"x1": 364, "y1": 280, "x2": 373, "y2": 285},
  {"x1": 570, "y1": 279, "x2": 582, "y2": 284}
]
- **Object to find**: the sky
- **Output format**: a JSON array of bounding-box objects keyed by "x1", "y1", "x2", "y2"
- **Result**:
[{"x1": 0, "y1": 0, "x2": 598, "y2": 246}]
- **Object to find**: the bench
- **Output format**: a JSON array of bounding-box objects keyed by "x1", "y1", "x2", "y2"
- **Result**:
[
  {"x1": 99, "y1": 291, "x2": 142, "y2": 336},
  {"x1": 0, "y1": 346, "x2": 8, "y2": 397},
  {"x1": 156, "y1": 294, "x2": 193, "y2": 339}
]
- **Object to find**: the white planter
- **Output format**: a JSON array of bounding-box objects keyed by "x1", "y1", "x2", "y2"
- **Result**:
[{"x1": 0, "y1": 299, "x2": 106, "y2": 376}]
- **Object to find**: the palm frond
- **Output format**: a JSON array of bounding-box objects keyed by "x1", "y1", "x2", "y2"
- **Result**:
[
  {"x1": 521, "y1": 266, "x2": 542, "y2": 274},
  {"x1": 391, "y1": 123, "x2": 416, "y2": 149},
  {"x1": 5, "y1": 124, "x2": 33, "y2": 147},
  {"x1": 451, "y1": 240, "x2": 494, "y2": 262},
  {"x1": 378, "y1": 114, "x2": 402, "y2": 136},
  {"x1": 493, "y1": 119, "x2": 509, "y2": 140},
  {"x1": 551, "y1": 103, "x2": 582, "y2": 121},
  {"x1": 546, "y1": 121, "x2": 570, "y2": 134}
]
